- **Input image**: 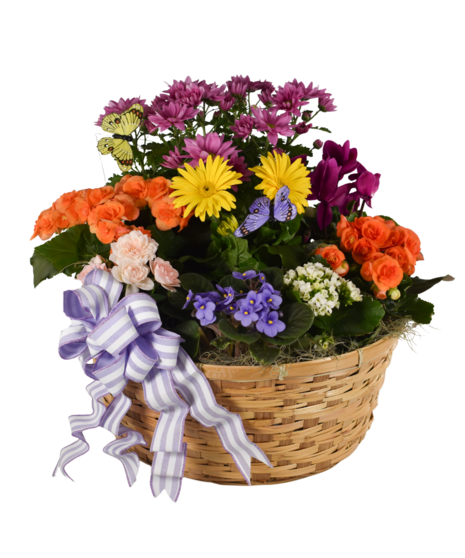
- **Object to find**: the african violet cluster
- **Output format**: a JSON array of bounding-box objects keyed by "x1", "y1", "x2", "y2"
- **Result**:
[{"x1": 30, "y1": 76, "x2": 452, "y2": 366}]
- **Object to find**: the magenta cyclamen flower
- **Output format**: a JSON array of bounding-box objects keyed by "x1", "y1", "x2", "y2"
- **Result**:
[
  {"x1": 251, "y1": 107, "x2": 294, "y2": 145},
  {"x1": 230, "y1": 115, "x2": 254, "y2": 138},
  {"x1": 147, "y1": 102, "x2": 199, "y2": 132},
  {"x1": 161, "y1": 146, "x2": 185, "y2": 169},
  {"x1": 184, "y1": 133, "x2": 237, "y2": 166},
  {"x1": 95, "y1": 97, "x2": 148, "y2": 126},
  {"x1": 272, "y1": 82, "x2": 309, "y2": 116}
]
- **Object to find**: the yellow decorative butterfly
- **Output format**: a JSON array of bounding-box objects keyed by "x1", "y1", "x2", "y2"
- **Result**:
[{"x1": 97, "y1": 103, "x2": 144, "y2": 172}]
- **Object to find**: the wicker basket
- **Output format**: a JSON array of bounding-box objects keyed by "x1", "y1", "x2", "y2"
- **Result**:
[{"x1": 103, "y1": 336, "x2": 397, "y2": 485}]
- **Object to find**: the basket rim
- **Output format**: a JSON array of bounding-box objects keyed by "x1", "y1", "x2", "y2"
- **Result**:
[{"x1": 198, "y1": 335, "x2": 398, "y2": 382}]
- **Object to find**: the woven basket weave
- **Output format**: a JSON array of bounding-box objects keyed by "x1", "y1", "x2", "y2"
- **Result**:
[{"x1": 103, "y1": 336, "x2": 397, "y2": 485}]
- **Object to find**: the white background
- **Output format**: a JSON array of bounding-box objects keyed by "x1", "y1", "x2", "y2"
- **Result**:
[{"x1": 2, "y1": 1, "x2": 464, "y2": 557}]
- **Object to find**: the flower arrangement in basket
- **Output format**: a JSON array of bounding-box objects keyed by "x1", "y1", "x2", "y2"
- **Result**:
[{"x1": 31, "y1": 76, "x2": 452, "y2": 500}]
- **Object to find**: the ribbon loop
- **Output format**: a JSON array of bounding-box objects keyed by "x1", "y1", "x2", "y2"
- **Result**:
[{"x1": 55, "y1": 268, "x2": 272, "y2": 501}]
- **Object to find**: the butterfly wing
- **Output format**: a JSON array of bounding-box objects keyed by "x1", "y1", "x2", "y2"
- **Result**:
[
  {"x1": 100, "y1": 103, "x2": 144, "y2": 135},
  {"x1": 97, "y1": 137, "x2": 134, "y2": 172},
  {"x1": 234, "y1": 196, "x2": 271, "y2": 237},
  {"x1": 273, "y1": 185, "x2": 298, "y2": 222}
]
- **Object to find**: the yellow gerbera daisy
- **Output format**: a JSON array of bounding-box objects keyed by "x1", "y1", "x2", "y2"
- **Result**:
[
  {"x1": 170, "y1": 155, "x2": 242, "y2": 222},
  {"x1": 249, "y1": 151, "x2": 312, "y2": 213}
]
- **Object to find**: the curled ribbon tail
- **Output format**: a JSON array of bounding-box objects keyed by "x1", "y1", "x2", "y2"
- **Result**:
[
  {"x1": 143, "y1": 368, "x2": 189, "y2": 502},
  {"x1": 171, "y1": 349, "x2": 272, "y2": 485}
]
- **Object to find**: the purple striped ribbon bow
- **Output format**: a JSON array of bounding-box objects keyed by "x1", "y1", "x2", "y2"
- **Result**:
[{"x1": 53, "y1": 268, "x2": 271, "y2": 501}]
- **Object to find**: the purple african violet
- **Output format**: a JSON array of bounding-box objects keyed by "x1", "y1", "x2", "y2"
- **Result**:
[
  {"x1": 194, "y1": 296, "x2": 217, "y2": 326},
  {"x1": 256, "y1": 311, "x2": 286, "y2": 337}
]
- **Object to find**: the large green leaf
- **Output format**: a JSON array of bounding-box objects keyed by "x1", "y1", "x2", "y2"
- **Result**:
[
  {"x1": 218, "y1": 319, "x2": 260, "y2": 344},
  {"x1": 172, "y1": 320, "x2": 200, "y2": 359},
  {"x1": 218, "y1": 274, "x2": 246, "y2": 292},
  {"x1": 249, "y1": 339, "x2": 280, "y2": 365},
  {"x1": 32, "y1": 225, "x2": 110, "y2": 286},
  {"x1": 179, "y1": 272, "x2": 214, "y2": 294},
  {"x1": 396, "y1": 296, "x2": 435, "y2": 324},
  {"x1": 260, "y1": 267, "x2": 284, "y2": 290},
  {"x1": 30, "y1": 252, "x2": 59, "y2": 287},
  {"x1": 148, "y1": 226, "x2": 187, "y2": 260},
  {"x1": 268, "y1": 245, "x2": 304, "y2": 269},
  {"x1": 279, "y1": 303, "x2": 314, "y2": 339},
  {"x1": 407, "y1": 275, "x2": 454, "y2": 295},
  {"x1": 314, "y1": 297, "x2": 385, "y2": 336}
]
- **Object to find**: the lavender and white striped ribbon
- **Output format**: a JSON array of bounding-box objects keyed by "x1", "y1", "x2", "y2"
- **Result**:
[{"x1": 54, "y1": 268, "x2": 272, "y2": 501}]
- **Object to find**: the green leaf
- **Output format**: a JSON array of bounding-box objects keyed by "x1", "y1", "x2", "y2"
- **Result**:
[
  {"x1": 260, "y1": 267, "x2": 284, "y2": 290},
  {"x1": 179, "y1": 272, "x2": 214, "y2": 294},
  {"x1": 279, "y1": 303, "x2": 314, "y2": 339},
  {"x1": 218, "y1": 319, "x2": 260, "y2": 344},
  {"x1": 148, "y1": 226, "x2": 186, "y2": 260},
  {"x1": 284, "y1": 290, "x2": 303, "y2": 304},
  {"x1": 396, "y1": 296, "x2": 435, "y2": 324},
  {"x1": 314, "y1": 297, "x2": 385, "y2": 336},
  {"x1": 159, "y1": 302, "x2": 192, "y2": 321},
  {"x1": 407, "y1": 275, "x2": 454, "y2": 296},
  {"x1": 268, "y1": 245, "x2": 303, "y2": 269},
  {"x1": 172, "y1": 320, "x2": 200, "y2": 359},
  {"x1": 168, "y1": 289, "x2": 189, "y2": 308},
  {"x1": 211, "y1": 336, "x2": 234, "y2": 350},
  {"x1": 150, "y1": 292, "x2": 167, "y2": 303},
  {"x1": 260, "y1": 334, "x2": 299, "y2": 346},
  {"x1": 30, "y1": 251, "x2": 59, "y2": 287},
  {"x1": 33, "y1": 225, "x2": 110, "y2": 280},
  {"x1": 249, "y1": 339, "x2": 280, "y2": 365}
]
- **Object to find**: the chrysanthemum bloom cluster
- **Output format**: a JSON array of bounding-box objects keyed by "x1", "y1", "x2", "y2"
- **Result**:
[
  {"x1": 284, "y1": 263, "x2": 362, "y2": 317},
  {"x1": 337, "y1": 215, "x2": 424, "y2": 299},
  {"x1": 183, "y1": 271, "x2": 286, "y2": 337},
  {"x1": 109, "y1": 230, "x2": 180, "y2": 294}
]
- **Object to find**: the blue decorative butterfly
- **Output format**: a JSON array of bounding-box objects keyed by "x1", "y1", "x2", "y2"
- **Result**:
[{"x1": 234, "y1": 185, "x2": 298, "y2": 237}]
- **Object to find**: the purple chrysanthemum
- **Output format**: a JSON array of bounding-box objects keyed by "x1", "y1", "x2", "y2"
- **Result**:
[
  {"x1": 230, "y1": 114, "x2": 254, "y2": 139},
  {"x1": 256, "y1": 311, "x2": 286, "y2": 338},
  {"x1": 148, "y1": 102, "x2": 199, "y2": 132},
  {"x1": 251, "y1": 107, "x2": 294, "y2": 145},
  {"x1": 272, "y1": 82, "x2": 309, "y2": 116},
  {"x1": 258, "y1": 84, "x2": 275, "y2": 106},
  {"x1": 318, "y1": 94, "x2": 337, "y2": 112},
  {"x1": 228, "y1": 152, "x2": 253, "y2": 185},
  {"x1": 184, "y1": 133, "x2": 238, "y2": 167},
  {"x1": 162, "y1": 77, "x2": 226, "y2": 107},
  {"x1": 161, "y1": 146, "x2": 186, "y2": 169},
  {"x1": 220, "y1": 94, "x2": 235, "y2": 111},
  {"x1": 227, "y1": 75, "x2": 253, "y2": 98},
  {"x1": 293, "y1": 122, "x2": 312, "y2": 135},
  {"x1": 95, "y1": 97, "x2": 148, "y2": 126}
]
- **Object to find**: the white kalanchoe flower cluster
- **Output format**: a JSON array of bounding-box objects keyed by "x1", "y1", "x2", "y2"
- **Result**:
[{"x1": 284, "y1": 262, "x2": 362, "y2": 317}]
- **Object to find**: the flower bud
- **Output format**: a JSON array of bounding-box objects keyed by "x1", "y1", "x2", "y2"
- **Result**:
[
  {"x1": 313, "y1": 139, "x2": 323, "y2": 149},
  {"x1": 371, "y1": 285, "x2": 387, "y2": 299},
  {"x1": 388, "y1": 287, "x2": 401, "y2": 300},
  {"x1": 295, "y1": 122, "x2": 311, "y2": 135},
  {"x1": 334, "y1": 260, "x2": 349, "y2": 277},
  {"x1": 302, "y1": 110, "x2": 313, "y2": 122},
  {"x1": 217, "y1": 215, "x2": 239, "y2": 236}
]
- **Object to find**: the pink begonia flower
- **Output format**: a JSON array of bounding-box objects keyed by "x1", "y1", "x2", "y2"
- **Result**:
[
  {"x1": 109, "y1": 230, "x2": 158, "y2": 266},
  {"x1": 111, "y1": 259, "x2": 154, "y2": 294},
  {"x1": 150, "y1": 257, "x2": 181, "y2": 292},
  {"x1": 76, "y1": 256, "x2": 108, "y2": 284}
]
